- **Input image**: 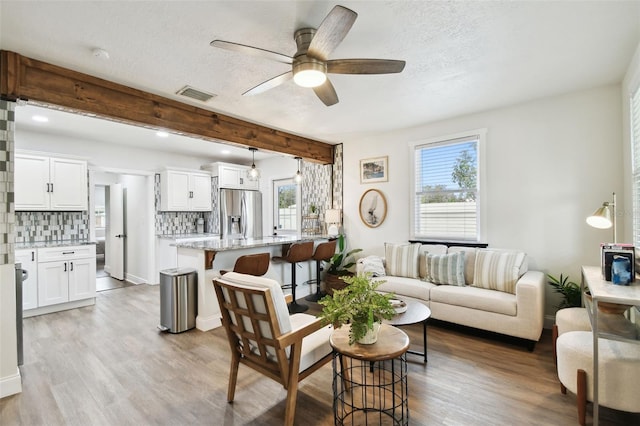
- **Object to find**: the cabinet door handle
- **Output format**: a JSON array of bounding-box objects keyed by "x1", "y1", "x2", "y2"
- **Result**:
[
  {"x1": 190, "y1": 191, "x2": 194, "y2": 198},
  {"x1": 62, "y1": 251, "x2": 75, "y2": 255},
  {"x1": 50, "y1": 183, "x2": 54, "y2": 192},
  {"x1": 46, "y1": 183, "x2": 50, "y2": 193},
  {"x1": 64, "y1": 262, "x2": 67, "y2": 272},
  {"x1": 31, "y1": 251, "x2": 35, "y2": 261},
  {"x1": 70, "y1": 262, "x2": 73, "y2": 272}
]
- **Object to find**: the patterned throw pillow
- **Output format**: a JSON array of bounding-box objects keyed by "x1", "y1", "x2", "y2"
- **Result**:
[
  {"x1": 384, "y1": 243, "x2": 421, "y2": 278},
  {"x1": 426, "y1": 251, "x2": 466, "y2": 286},
  {"x1": 473, "y1": 250, "x2": 527, "y2": 294}
]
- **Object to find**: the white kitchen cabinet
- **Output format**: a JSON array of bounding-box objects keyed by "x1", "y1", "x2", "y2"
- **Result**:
[
  {"x1": 15, "y1": 249, "x2": 38, "y2": 311},
  {"x1": 15, "y1": 153, "x2": 88, "y2": 211},
  {"x1": 36, "y1": 245, "x2": 96, "y2": 308},
  {"x1": 202, "y1": 162, "x2": 259, "y2": 190},
  {"x1": 160, "y1": 169, "x2": 212, "y2": 211}
]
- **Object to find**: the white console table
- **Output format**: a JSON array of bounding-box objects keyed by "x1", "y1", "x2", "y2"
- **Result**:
[{"x1": 581, "y1": 266, "x2": 640, "y2": 426}]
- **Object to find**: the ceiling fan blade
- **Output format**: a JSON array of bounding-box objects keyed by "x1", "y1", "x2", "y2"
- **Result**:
[
  {"x1": 211, "y1": 40, "x2": 293, "y2": 64},
  {"x1": 243, "y1": 71, "x2": 293, "y2": 96},
  {"x1": 307, "y1": 5, "x2": 358, "y2": 61},
  {"x1": 327, "y1": 59, "x2": 406, "y2": 74},
  {"x1": 313, "y1": 79, "x2": 339, "y2": 106}
]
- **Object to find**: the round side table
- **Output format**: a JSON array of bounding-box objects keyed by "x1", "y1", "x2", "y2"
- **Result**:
[{"x1": 330, "y1": 324, "x2": 410, "y2": 425}]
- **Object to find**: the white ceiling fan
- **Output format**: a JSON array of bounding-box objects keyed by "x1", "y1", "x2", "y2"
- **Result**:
[{"x1": 211, "y1": 5, "x2": 406, "y2": 106}]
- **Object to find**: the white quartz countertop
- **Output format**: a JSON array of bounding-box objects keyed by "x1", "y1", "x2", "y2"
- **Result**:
[
  {"x1": 156, "y1": 233, "x2": 220, "y2": 240},
  {"x1": 16, "y1": 240, "x2": 97, "y2": 249},
  {"x1": 173, "y1": 235, "x2": 324, "y2": 251}
]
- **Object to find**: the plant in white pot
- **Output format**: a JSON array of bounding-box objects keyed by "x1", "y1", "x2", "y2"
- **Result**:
[{"x1": 319, "y1": 274, "x2": 396, "y2": 344}]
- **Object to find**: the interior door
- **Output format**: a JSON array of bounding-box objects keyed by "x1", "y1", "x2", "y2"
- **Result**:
[{"x1": 108, "y1": 183, "x2": 125, "y2": 280}]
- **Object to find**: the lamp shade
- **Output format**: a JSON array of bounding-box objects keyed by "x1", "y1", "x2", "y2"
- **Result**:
[
  {"x1": 586, "y1": 204, "x2": 613, "y2": 229},
  {"x1": 325, "y1": 209, "x2": 341, "y2": 224}
]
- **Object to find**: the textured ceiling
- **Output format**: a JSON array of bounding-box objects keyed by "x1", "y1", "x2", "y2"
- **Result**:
[{"x1": 2, "y1": 1, "x2": 639, "y2": 161}]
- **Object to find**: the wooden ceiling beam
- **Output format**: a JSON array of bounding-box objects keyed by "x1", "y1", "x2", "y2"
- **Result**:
[{"x1": 0, "y1": 50, "x2": 334, "y2": 164}]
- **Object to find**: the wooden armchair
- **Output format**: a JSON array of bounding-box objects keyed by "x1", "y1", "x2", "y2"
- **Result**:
[{"x1": 212, "y1": 272, "x2": 333, "y2": 426}]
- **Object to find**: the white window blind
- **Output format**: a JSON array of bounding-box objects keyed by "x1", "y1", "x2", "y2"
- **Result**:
[
  {"x1": 413, "y1": 135, "x2": 480, "y2": 241},
  {"x1": 631, "y1": 86, "x2": 640, "y2": 248}
]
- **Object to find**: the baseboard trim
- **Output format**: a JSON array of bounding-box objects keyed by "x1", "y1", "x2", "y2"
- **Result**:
[
  {"x1": 125, "y1": 273, "x2": 146, "y2": 285},
  {"x1": 0, "y1": 368, "x2": 22, "y2": 398},
  {"x1": 23, "y1": 298, "x2": 95, "y2": 318},
  {"x1": 544, "y1": 314, "x2": 556, "y2": 330},
  {"x1": 196, "y1": 315, "x2": 222, "y2": 332}
]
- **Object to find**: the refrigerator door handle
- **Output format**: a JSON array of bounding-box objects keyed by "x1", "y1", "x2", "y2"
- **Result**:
[{"x1": 240, "y1": 194, "x2": 247, "y2": 238}]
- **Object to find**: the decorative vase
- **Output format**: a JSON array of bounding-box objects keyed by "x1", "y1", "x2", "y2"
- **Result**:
[{"x1": 357, "y1": 322, "x2": 381, "y2": 345}]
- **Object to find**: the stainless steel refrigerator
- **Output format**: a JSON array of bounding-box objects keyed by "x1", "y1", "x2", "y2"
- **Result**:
[{"x1": 220, "y1": 188, "x2": 263, "y2": 239}]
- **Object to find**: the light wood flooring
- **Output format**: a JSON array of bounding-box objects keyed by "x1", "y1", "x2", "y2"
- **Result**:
[{"x1": 1, "y1": 284, "x2": 638, "y2": 425}]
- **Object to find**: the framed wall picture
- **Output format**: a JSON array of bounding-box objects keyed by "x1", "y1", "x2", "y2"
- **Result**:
[
  {"x1": 359, "y1": 189, "x2": 387, "y2": 228},
  {"x1": 360, "y1": 156, "x2": 388, "y2": 184}
]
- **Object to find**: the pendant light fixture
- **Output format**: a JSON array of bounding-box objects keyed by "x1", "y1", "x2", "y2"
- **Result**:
[
  {"x1": 247, "y1": 147, "x2": 260, "y2": 181},
  {"x1": 294, "y1": 156, "x2": 303, "y2": 184}
]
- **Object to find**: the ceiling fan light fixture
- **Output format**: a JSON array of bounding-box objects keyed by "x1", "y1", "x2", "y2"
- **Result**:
[{"x1": 293, "y1": 59, "x2": 326, "y2": 88}]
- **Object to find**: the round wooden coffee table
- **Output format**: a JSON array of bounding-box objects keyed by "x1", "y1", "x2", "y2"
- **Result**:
[{"x1": 383, "y1": 300, "x2": 431, "y2": 363}]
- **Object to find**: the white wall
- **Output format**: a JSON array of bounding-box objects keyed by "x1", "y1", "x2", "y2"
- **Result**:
[
  {"x1": 0, "y1": 264, "x2": 21, "y2": 398},
  {"x1": 343, "y1": 84, "x2": 624, "y2": 322}
]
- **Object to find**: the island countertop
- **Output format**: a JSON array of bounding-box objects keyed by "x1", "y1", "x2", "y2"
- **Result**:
[{"x1": 173, "y1": 235, "x2": 323, "y2": 251}]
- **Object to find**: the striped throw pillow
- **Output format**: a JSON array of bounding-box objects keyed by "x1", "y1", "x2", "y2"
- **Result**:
[
  {"x1": 427, "y1": 251, "x2": 466, "y2": 286},
  {"x1": 384, "y1": 243, "x2": 421, "y2": 278},
  {"x1": 473, "y1": 250, "x2": 526, "y2": 294}
]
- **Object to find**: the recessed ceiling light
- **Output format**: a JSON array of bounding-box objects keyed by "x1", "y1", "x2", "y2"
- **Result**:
[
  {"x1": 32, "y1": 115, "x2": 49, "y2": 123},
  {"x1": 156, "y1": 131, "x2": 169, "y2": 138},
  {"x1": 221, "y1": 150, "x2": 231, "y2": 155}
]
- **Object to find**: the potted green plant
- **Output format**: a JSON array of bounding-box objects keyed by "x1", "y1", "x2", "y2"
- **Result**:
[
  {"x1": 547, "y1": 274, "x2": 582, "y2": 309},
  {"x1": 309, "y1": 204, "x2": 318, "y2": 218},
  {"x1": 319, "y1": 274, "x2": 396, "y2": 344},
  {"x1": 324, "y1": 234, "x2": 362, "y2": 295}
]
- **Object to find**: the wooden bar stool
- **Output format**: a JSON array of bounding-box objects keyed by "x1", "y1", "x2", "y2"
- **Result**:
[
  {"x1": 305, "y1": 239, "x2": 337, "y2": 302},
  {"x1": 221, "y1": 252, "x2": 270, "y2": 276},
  {"x1": 273, "y1": 241, "x2": 314, "y2": 313}
]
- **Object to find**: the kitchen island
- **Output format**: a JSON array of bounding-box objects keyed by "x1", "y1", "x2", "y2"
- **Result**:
[{"x1": 174, "y1": 235, "x2": 325, "y2": 331}]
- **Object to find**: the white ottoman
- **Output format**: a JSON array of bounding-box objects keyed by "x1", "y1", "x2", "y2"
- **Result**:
[
  {"x1": 556, "y1": 331, "x2": 640, "y2": 425},
  {"x1": 553, "y1": 308, "x2": 592, "y2": 364}
]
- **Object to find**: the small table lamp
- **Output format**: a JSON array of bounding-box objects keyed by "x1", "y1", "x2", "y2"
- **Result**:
[
  {"x1": 325, "y1": 209, "x2": 341, "y2": 237},
  {"x1": 586, "y1": 192, "x2": 616, "y2": 243}
]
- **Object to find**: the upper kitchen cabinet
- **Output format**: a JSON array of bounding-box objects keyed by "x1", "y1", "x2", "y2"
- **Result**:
[
  {"x1": 15, "y1": 153, "x2": 88, "y2": 211},
  {"x1": 160, "y1": 169, "x2": 212, "y2": 211},
  {"x1": 203, "y1": 162, "x2": 259, "y2": 190}
]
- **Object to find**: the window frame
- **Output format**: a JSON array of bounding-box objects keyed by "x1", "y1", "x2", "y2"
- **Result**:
[
  {"x1": 408, "y1": 129, "x2": 487, "y2": 243},
  {"x1": 272, "y1": 177, "x2": 301, "y2": 235},
  {"x1": 631, "y1": 85, "x2": 640, "y2": 248}
]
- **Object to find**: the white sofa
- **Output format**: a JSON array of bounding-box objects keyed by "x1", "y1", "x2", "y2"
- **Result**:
[{"x1": 356, "y1": 243, "x2": 545, "y2": 348}]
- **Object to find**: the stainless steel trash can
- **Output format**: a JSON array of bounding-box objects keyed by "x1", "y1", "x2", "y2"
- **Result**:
[{"x1": 159, "y1": 268, "x2": 197, "y2": 333}]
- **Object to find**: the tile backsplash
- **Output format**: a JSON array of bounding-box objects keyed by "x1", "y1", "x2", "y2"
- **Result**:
[
  {"x1": 0, "y1": 100, "x2": 15, "y2": 264},
  {"x1": 14, "y1": 211, "x2": 90, "y2": 243},
  {"x1": 154, "y1": 174, "x2": 218, "y2": 235}
]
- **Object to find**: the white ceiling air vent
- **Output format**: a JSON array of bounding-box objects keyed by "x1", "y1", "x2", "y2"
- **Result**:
[{"x1": 176, "y1": 86, "x2": 216, "y2": 102}]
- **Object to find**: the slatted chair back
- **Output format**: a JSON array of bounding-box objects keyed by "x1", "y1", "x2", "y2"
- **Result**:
[
  {"x1": 214, "y1": 272, "x2": 291, "y2": 383},
  {"x1": 212, "y1": 272, "x2": 334, "y2": 426}
]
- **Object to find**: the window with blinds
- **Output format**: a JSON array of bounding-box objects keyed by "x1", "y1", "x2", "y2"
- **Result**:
[
  {"x1": 632, "y1": 86, "x2": 640, "y2": 248},
  {"x1": 413, "y1": 134, "x2": 480, "y2": 241}
]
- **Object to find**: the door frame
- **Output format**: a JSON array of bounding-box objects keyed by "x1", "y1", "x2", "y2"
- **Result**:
[{"x1": 89, "y1": 166, "x2": 156, "y2": 284}]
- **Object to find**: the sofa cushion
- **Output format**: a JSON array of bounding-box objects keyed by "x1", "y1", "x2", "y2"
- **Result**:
[
  {"x1": 418, "y1": 244, "x2": 448, "y2": 279},
  {"x1": 430, "y1": 285, "x2": 517, "y2": 316},
  {"x1": 384, "y1": 243, "x2": 421, "y2": 278},
  {"x1": 473, "y1": 250, "x2": 526, "y2": 294},
  {"x1": 373, "y1": 275, "x2": 434, "y2": 301},
  {"x1": 447, "y1": 246, "x2": 477, "y2": 285},
  {"x1": 427, "y1": 251, "x2": 466, "y2": 286}
]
